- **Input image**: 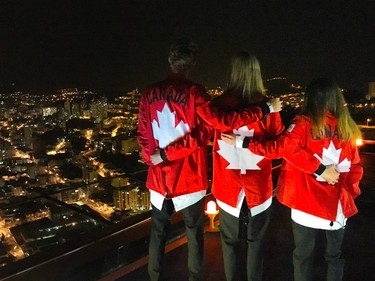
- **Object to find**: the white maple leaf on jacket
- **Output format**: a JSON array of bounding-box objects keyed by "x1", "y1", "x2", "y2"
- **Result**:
[
  {"x1": 152, "y1": 104, "x2": 190, "y2": 149},
  {"x1": 217, "y1": 125, "x2": 264, "y2": 174},
  {"x1": 314, "y1": 140, "x2": 351, "y2": 182}
]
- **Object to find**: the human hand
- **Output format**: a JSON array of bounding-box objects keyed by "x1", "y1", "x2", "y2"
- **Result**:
[
  {"x1": 221, "y1": 133, "x2": 237, "y2": 145},
  {"x1": 321, "y1": 165, "x2": 340, "y2": 185},
  {"x1": 269, "y1": 97, "x2": 282, "y2": 112},
  {"x1": 150, "y1": 149, "x2": 163, "y2": 165}
]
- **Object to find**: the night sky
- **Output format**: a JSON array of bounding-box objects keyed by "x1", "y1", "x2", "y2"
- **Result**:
[{"x1": 0, "y1": 0, "x2": 374, "y2": 94}]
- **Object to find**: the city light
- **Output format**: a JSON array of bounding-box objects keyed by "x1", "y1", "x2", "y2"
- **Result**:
[
  {"x1": 0, "y1": 81, "x2": 373, "y2": 270},
  {"x1": 356, "y1": 139, "x2": 363, "y2": 146},
  {"x1": 367, "y1": 118, "x2": 372, "y2": 126}
]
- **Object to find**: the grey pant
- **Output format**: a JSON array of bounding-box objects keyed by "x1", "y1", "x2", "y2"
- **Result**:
[
  {"x1": 292, "y1": 221, "x2": 345, "y2": 281},
  {"x1": 219, "y1": 200, "x2": 271, "y2": 281},
  {"x1": 148, "y1": 198, "x2": 205, "y2": 281}
]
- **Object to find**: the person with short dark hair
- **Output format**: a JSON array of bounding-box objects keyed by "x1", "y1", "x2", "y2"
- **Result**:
[{"x1": 137, "y1": 40, "x2": 211, "y2": 281}]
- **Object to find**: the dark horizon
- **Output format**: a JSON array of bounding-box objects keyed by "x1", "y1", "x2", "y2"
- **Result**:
[{"x1": 0, "y1": 0, "x2": 374, "y2": 94}]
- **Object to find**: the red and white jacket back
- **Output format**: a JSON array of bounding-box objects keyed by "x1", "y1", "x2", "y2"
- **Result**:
[
  {"x1": 248, "y1": 113, "x2": 363, "y2": 220},
  {"x1": 199, "y1": 92, "x2": 285, "y2": 208},
  {"x1": 137, "y1": 73, "x2": 212, "y2": 198}
]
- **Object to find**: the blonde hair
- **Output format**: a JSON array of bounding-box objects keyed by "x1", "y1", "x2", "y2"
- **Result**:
[
  {"x1": 301, "y1": 77, "x2": 361, "y2": 143},
  {"x1": 226, "y1": 52, "x2": 266, "y2": 103}
]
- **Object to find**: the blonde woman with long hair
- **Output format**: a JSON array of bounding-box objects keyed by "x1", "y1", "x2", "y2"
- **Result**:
[
  {"x1": 222, "y1": 77, "x2": 362, "y2": 281},
  {"x1": 199, "y1": 52, "x2": 286, "y2": 281}
]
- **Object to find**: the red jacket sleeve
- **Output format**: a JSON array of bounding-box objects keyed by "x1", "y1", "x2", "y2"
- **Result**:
[
  {"x1": 247, "y1": 119, "x2": 321, "y2": 173},
  {"x1": 263, "y1": 112, "x2": 285, "y2": 137},
  {"x1": 345, "y1": 146, "x2": 363, "y2": 198},
  {"x1": 137, "y1": 92, "x2": 154, "y2": 165},
  {"x1": 163, "y1": 115, "x2": 213, "y2": 161}
]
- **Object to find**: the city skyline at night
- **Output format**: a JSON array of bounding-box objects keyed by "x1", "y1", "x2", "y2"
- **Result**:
[
  {"x1": 0, "y1": 79, "x2": 373, "y2": 280},
  {"x1": 0, "y1": 1, "x2": 374, "y2": 279}
]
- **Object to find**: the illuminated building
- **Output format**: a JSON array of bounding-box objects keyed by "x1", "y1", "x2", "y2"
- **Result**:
[
  {"x1": 113, "y1": 188, "x2": 129, "y2": 211},
  {"x1": 71, "y1": 102, "x2": 80, "y2": 117},
  {"x1": 112, "y1": 177, "x2": 131, "y2": 211},
  {"x1": 137, "y1": 187, "x2": 151, "y2": 211},
  {"x1": 23, "y1": 126, "x2": 33, "y2": 148},
  {"x1": 369, "y1": 82, "x2": 375, "y2": 98},
  {"x1": 42, "y1": 107, "x2": 58, "y2": 117},
  {"x1": 64, "y1": 100, "x2": 71, "y2": 116},
  {"x1": 61, "y1": 189, "x2": 80, "y2": 203}
]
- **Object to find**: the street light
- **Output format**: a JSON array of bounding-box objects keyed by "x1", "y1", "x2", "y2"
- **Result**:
[
  {"x1": 367, "y1": 118, "x2": 372, "y2": 126},
  {"x1": 356, "y1": 139, "x2": 363, "y2": 146},
  {"x1": 205, "y1": 200, "x2": 219, "y2": 232}
]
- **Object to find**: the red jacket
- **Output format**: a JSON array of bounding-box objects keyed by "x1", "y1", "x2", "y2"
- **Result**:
[
  {"x1": 137, "y1": 73, "x2": 212, "y2": 198},
  {"x1": 247, "y1": 113, "x2": 363, "y2": 220},
  {"x1": 198, "y1": 92, "x2": 285, "y2": 208}
]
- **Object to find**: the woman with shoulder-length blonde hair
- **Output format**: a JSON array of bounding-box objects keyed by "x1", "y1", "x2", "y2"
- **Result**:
[
  {"x1": 199, "y1": 51, "x2": 287, "y2": 281},
  {"x1": 227, "y1": 53, "x2": 266, "y2": 103},
  {"x1": 222, "y1": 77, "x2": 362, "y2": 281}
]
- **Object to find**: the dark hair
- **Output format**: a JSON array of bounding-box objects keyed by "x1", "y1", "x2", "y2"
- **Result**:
[{"x1": 168, "y1": 40, "x2": 198, "y2": 72}]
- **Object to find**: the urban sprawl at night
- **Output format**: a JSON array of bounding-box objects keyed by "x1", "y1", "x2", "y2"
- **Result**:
[{"x1": 0, "y1": 79, "x2": 374, "y2": 270}]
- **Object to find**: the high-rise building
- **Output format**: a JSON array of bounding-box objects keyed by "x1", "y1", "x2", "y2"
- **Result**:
[
  {"x1": 112, "y1": 177, "x2": 131, "y2": 211},
  {"x1": 61, "y1": 189, "x2": 80, "y2": 203},
  {"x1": 71, "y1": 102, "x2": 80, "y2": 117},
  {"x1": 139, "y1": 189, "x2": 151, "y2": 211},
  {"x1": 129, "y1": 188, "x2": 140, "y2": 210},
  {"x1": 369, "y1": 82, "x2": 375, "y2": 98},
  {"x1": 23, "y1": 126, "x2": 33, "y2": 148},
  {"x1": 113, "y1": 188, "x2": 129, "y2": 211},
  {"x1": 64, "y1": 100, "x2": 71, "y2": 116}
]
